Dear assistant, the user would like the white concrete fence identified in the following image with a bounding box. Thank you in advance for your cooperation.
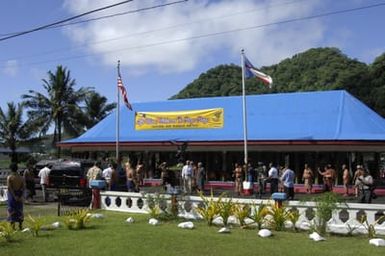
[100,191,385,235]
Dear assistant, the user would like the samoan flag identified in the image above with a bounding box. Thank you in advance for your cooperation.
[244,55,273,88]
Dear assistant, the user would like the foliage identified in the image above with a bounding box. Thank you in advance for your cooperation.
[64,209,90,230]
[287,209,300,231]
[171,47,385,118]
[26,214,45,237]
[266,203,291,231]
[83,91,116,129]
[217,195,235,227]
[145,193,179,220]
[195,190,222,226]
[251,203,268,230]
[233,203,250,228]
[360,215,385,238]
[0,102,39,163]
[22,66,91,157]
[0,221,17,242]
[312,192,342,235]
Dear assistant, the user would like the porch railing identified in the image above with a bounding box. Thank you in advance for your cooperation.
[100,191,385,235]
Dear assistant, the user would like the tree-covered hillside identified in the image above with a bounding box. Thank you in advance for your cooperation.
[171,48,385,117]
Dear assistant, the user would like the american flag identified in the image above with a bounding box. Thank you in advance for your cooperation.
[117,76,133,110]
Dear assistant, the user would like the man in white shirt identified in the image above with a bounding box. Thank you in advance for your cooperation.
[268,163,279,194]
[38,164,51,202]
[102,164,113,190]
[181,160,193,194]
[281,166,295,200]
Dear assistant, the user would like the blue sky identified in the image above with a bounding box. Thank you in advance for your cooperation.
[1,0,385,112]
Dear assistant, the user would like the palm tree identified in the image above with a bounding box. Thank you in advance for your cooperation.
[22,65,90,157]
[0,102,37,163]
[84,91,116,129]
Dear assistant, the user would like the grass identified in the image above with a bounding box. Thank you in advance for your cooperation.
[0,208,384,256]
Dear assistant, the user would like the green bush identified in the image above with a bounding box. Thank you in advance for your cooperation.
[64,209,91,230]
[0,221,17,242]
[251,203,268,230]
[233,203,250,228]
[26,215,45,237]
[217,196,235,227]
[267,203,291,231]
[196,190,222,226]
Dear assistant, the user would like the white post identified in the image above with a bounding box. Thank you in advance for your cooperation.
[116,60,121,160]
[241,49,248,167]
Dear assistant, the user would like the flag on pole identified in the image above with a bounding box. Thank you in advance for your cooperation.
[117,76,133,110]
[244,55,273,88]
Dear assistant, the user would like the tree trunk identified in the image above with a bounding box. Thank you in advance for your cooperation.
[56,116,62,158]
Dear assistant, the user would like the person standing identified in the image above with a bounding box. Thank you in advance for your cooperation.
[318,164,334,192]
[136,162,145,187]
[125,162,135,192]
[7,162,25,230]
[281,165,295,200]
[181,160,193,194]
[356,167,374,203]
[102,163,113,190]
[23,162,36,202]
[196,162,206,192]
[342,164,350,196]
[86,161,102,209]
[268,163,279,194]
[302,164,313,194]
[38,163,51,202]
[233,163,243,196]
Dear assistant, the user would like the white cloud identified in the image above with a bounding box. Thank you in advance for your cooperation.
[63,0,325,73]
[2,60,18,76]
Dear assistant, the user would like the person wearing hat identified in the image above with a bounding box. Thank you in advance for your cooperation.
[356,167,374,203]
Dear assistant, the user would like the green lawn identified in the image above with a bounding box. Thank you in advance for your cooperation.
[1,208,384,256]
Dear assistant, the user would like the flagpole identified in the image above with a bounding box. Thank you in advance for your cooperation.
[241,49,248,167]
[116,60,121,160]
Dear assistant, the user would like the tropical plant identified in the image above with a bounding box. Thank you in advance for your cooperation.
[26,214,45,237]
[312,192,342,235]
[287,209,300,232]
[22,65,90,157]
[267,203,291,231]
[360,215,385,238]
[233,203,250,228]
[64,209,91,230]
[0,102,38,163]
[196,190,222,226]
[83,91,116,129]
[217,196,235,227]
[0,221,17,242]
[251,203,268,230]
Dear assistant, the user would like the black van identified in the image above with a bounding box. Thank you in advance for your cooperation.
[47,159,94,205]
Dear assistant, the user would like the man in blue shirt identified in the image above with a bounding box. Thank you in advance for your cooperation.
[281,165,295,200]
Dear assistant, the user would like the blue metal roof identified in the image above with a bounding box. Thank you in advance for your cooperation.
[62,90,385,144]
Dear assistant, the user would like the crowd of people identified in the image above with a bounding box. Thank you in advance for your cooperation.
[4,157,380,230]
[232,162,376,203]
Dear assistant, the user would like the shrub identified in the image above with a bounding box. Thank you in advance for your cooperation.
[217,196,235,227]
[233,204,251,228]
[64,209,91,230]
[251,203,268,230]
[26,215,45,237]
[0,221,16,242]
[312,192,342,235]
[196,190,222,226]
[267,203,291,231]
[360,215,385,238]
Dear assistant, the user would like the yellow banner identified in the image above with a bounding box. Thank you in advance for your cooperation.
[135,108,224,130]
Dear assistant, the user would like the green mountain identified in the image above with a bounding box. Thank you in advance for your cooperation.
[171,47,385,117]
